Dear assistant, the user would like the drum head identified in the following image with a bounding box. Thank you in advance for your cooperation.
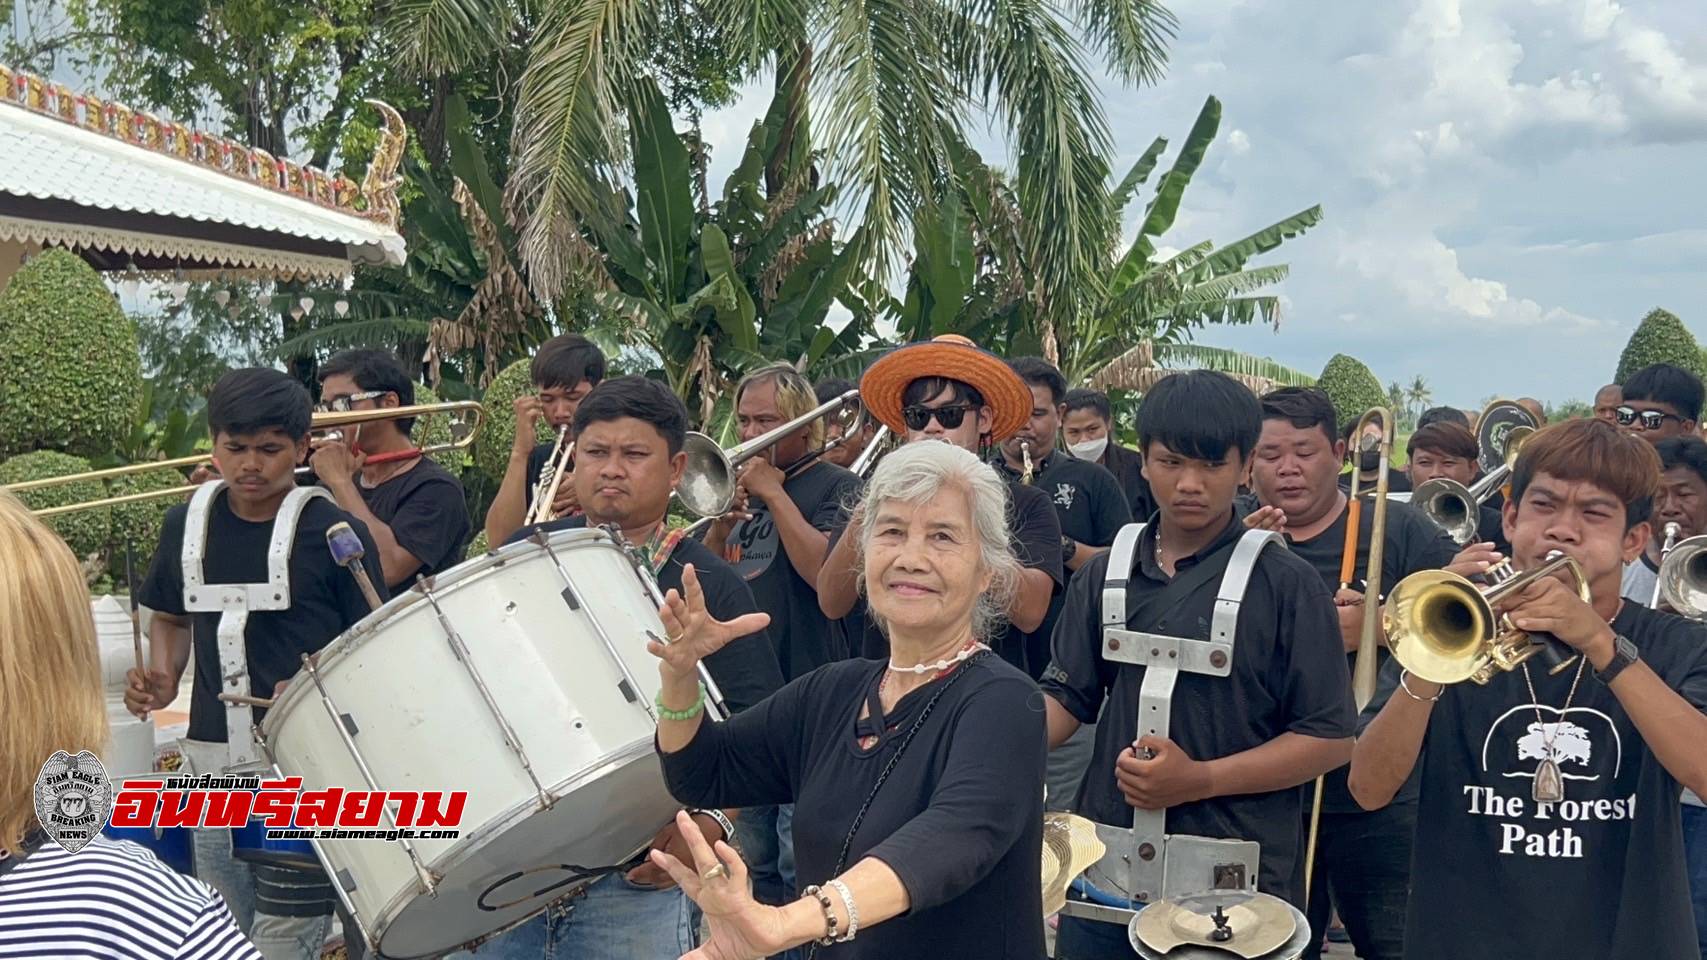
[1477,400,1537,475]
[1130,891,1308,960]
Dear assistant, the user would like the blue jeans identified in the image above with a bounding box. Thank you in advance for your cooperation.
[1302,803,1413,960]
[449,875,696,959]
[1683,803,1707,960]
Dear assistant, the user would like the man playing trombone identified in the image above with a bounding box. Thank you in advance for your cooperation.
[310,349,470,590]
[1350,419,1707,960]
[1621,436,1707,611]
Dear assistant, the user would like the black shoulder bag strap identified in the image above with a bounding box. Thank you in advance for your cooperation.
[1120,536,1241,638]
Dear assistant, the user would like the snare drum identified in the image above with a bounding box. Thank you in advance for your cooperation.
[260,528,684,959]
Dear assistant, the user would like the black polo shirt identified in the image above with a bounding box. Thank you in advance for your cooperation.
[357,458,470,581]
[1338,470,1412,494]
[1279,496,1458,812]
[1040,511,1355,905]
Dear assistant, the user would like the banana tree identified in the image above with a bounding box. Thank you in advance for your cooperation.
[582,76,879,420]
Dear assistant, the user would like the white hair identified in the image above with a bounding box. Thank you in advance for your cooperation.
[854,440,1021,641]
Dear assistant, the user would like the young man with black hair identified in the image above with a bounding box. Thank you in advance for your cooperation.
[311,348,469,588]
[817,336,1062,675]
[813,376,878,470]
[1407,419,1509,554]
[484,333,607,545]
[1041,371,1357,958]
[125,368,387,960]
[1247,387,1460,960]
[1417,406,1472,430]
[996,358,1132,576]
[1619,362,1704,444]
[1350,418,1707,960]
[491,375,784,960]
[1063,387,1154,520]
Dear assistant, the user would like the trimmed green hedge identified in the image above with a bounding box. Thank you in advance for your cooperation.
[1317,354,1388,427]
[0,450,110,557]
[1615,308,1707,384]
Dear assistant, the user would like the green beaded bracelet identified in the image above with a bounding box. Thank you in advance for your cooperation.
[656,683,707,721]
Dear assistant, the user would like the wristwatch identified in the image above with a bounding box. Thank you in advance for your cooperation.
[689,808,734,842]
[1061,534,1076,564]
[1595,633,1639,685]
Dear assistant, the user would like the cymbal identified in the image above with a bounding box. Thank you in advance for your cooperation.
[1040,813,1105,917]
[1130,890,1306,960]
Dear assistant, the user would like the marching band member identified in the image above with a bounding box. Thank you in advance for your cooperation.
[817,335,1063,674]
[1617,363,1703,444]
[1248,387,1460,960]
[1350,419,1707,960]
[1041,371,1357,958]
[1417,406,1471,430]
[1406,419,1509,553]
[0,491,262,959]
[483,334,606,545]
[814,377,880,470]
[700,364,863,925]
[1623,436,1707,606]
[1062,387,1154,520]
[1340,412,1411,493]
[125,369,386,960]
[310,348,470,589]
[481,376,785,960]
[1594,383,1625,423]
[651,440,1047,960]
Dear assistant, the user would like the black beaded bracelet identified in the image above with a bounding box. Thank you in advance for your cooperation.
[804,884,839,946]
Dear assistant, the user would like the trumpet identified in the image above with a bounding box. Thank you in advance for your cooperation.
[1021,441,1035,485]
[524,425,573,525]
[6,401,484,517]
[675,389,864,518]
[1655,526,1707,618]
[1384,550,1585,686]
[1410,424,1534,544]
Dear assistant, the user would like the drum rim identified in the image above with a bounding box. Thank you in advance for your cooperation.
[262,525,627,731]
[348,735,661,958]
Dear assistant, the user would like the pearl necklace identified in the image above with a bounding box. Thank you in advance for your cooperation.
[888,642,988,675]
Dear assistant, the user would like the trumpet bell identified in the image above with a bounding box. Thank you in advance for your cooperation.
[1411,477,1480,545]
[1384,570,1498,684]
[1658,535,1707,618]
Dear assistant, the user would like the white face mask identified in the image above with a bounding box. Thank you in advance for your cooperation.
[1068,437,1109,462]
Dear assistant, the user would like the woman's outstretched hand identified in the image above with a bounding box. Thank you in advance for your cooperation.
[649,563,771,681]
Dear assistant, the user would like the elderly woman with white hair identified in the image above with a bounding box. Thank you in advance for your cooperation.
[648,440,1047,960]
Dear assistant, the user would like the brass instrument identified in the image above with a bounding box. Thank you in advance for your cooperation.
[7,401,484,517]
[848,425,893,478]
[1308,406,1393,901]
[1410,424,1534,544]
[1021,441,1035,485]
[676,390,864,518]
[524,425,573,525]
[1651,522,1680,608]
[1474,398,1539,476]
[1655,529,1707,618]
[1384,550,1585,686]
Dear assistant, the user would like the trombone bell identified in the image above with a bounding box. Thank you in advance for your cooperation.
[1411,478,1480,545]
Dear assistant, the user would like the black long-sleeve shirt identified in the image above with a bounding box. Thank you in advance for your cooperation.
[660,655,1047,959]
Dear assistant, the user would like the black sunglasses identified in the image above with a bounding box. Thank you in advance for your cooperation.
[1615,406,1684,430]
[902,403,972,431]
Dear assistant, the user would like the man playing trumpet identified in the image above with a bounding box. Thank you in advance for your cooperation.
[483,333,607,545]
[1350,419,1707,960]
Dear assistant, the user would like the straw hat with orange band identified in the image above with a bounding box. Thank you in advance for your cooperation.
[858,334,1033,445]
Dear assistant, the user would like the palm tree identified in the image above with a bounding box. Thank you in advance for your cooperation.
[1387,381,1407,424]
[1406,374,1431,425]
[387,0,1177,304]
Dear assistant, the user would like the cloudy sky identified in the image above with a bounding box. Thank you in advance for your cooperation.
[699,0,1707,408]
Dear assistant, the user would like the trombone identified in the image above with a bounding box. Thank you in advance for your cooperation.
[848,425,893,478]
[6,402,484,517]
[1654,524,1707,617]
[1409,424,1535,544]
[675,389,864,518]
[1384,550,1584,686]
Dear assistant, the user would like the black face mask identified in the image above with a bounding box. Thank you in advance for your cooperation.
[1357,449,1382,472]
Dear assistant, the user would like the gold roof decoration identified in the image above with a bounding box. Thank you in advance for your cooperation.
[0,66,404,228]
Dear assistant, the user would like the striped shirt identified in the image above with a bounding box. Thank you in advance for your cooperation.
[0,835,259,959]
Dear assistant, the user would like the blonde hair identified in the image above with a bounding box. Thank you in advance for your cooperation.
[0,491,105,850]
[736,363,826,451]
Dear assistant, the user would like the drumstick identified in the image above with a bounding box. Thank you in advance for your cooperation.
[125,545,149,721]
[326,521,384,612]
[218,693,275,708]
